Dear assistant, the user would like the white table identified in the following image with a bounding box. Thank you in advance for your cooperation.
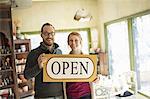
[91,75,127,99]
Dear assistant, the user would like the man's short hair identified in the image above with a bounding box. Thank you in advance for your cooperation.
[41,23,55,33]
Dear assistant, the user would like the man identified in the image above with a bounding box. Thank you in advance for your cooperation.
[24,23,64,99]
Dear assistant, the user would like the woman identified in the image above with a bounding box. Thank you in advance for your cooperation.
[66,32,91,99]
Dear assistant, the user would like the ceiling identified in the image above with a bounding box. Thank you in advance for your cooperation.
[32,0,62,1]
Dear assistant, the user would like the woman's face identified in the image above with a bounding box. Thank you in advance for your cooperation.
[68,35,81,50]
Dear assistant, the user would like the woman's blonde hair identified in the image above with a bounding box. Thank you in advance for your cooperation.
[67,32,82,45]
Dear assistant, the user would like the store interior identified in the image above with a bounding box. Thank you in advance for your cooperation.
[0,0,150,99]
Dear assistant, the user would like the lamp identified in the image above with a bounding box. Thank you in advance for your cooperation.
[74,8,92,22]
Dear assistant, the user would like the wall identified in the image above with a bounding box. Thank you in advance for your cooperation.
[11,0,99,32]
[97,0,150,51]
[12,0,99,48]
[12,0,150,51]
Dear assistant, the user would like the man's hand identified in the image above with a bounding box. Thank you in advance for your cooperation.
[38,53,47,69]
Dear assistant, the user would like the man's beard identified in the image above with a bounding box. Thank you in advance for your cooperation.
[43,39,53,46]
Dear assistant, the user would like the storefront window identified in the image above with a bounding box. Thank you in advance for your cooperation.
[133,14,150,96]
[106,21,131,76]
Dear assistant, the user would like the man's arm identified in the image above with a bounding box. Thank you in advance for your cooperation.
[24,51,41,79]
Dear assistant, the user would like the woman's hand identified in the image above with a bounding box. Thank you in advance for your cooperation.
[38,53,47,69]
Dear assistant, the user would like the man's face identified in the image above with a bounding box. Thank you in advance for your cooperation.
[41,25,55,46]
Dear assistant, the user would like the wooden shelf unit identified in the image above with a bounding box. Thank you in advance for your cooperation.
[0,4,18,98]
[97,52,109,75]
[14,39,34,98]
[90,52,109,75]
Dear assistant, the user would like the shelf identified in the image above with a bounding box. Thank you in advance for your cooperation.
[0,8,10,11]
[0,69,13,73]
[0,5,18,98]
[17,72,24,75]
[0,53,12,57]
[18,82,28,88]
[0,19,11,22]
[16,63,26,66]
[18,80,32,88]
[0,84,14,90]
[13,39,32,98]
[14,39,30,44]
[15,52,29,55]
[19,89,34,98]
[0,5,10,9]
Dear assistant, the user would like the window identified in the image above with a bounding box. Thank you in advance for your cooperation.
[106,21,131,76]
[25,29,90,54]
[133,14,150,96]
[55,30,89,54]
[28,33,42,49]
[105,11,150,97]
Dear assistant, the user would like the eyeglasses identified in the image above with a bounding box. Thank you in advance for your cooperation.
[42,32,55,36]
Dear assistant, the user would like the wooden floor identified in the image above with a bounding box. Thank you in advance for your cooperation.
[22,95,136,99]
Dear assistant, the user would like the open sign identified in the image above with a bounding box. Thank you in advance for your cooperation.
[43,54,97,82]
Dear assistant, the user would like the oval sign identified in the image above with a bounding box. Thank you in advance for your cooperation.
[43,54,97,82]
